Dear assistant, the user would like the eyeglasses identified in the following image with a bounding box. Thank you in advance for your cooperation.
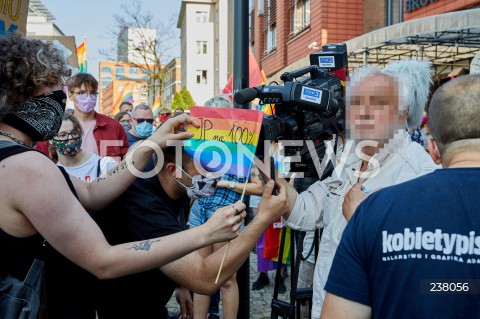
[135,118,154,124]
[160,113,171,116]
[54,131,81,140]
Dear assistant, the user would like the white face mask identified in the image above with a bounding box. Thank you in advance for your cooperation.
[173,166,220,199]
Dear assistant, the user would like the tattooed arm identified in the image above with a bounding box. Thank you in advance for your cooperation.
[70,114,199,211]
[3,151,245,279]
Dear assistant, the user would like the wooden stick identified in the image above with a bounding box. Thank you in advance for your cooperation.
[214,171,251,284]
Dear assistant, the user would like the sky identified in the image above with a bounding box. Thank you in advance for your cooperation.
[40,0,183,80]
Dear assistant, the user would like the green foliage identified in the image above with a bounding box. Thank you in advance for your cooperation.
[171,92,185,109]
[180,87,195,110]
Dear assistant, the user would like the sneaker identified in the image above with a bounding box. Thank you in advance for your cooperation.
[207,314,220,319]
[252,272,270,290]
[278,277,287,294]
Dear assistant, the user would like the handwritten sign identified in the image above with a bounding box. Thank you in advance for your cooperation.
[0,0,29,35]
[186,106,264,177]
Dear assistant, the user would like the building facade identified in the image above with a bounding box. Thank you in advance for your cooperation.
[250,0,364,78]
[98,61,150,115]
[177,0,233,106]
[163,58,182,108]
[117,27,157,65]
[250,0,480,80]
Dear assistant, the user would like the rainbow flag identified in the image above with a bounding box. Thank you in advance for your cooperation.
[152,96,161,115]
[112,83,134,114]
[76,38,87,73]
[185,106,263,177]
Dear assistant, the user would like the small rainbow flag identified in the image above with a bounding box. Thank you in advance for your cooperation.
[112,82,134,114]
[185,106,263,177]
[152,96,161,115]
[76,37,87,73]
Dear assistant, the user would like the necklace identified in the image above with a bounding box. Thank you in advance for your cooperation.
[0,129,27,146]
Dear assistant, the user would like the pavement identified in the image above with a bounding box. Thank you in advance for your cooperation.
[166,251,292,319]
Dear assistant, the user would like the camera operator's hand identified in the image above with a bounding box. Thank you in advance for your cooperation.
[148,113,199,148]
[256,180,288,225]
[201,202,246,243]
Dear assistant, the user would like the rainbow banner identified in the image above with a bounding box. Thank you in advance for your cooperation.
[76,38,87,73]
[112,83,134,114]
[185,106,264,177]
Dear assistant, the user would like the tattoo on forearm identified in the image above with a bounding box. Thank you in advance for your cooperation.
[100,159,135,181]
[126,239,161,251]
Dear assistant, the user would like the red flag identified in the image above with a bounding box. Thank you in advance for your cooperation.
[222,48,266,100]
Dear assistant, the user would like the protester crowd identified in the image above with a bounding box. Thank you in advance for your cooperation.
[1,32,479,319]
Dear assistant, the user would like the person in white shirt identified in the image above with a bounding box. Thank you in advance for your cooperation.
[275,60,439,318]
[49,114,118,182]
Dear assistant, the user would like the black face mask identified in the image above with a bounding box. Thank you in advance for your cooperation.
[3,90,67,141]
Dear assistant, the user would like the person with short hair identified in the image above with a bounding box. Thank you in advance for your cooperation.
[126,104,155,146]
[119,101,133,113]
[321,74,480,319]
[35,73,129,160]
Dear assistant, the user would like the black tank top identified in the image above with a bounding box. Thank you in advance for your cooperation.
[0,141,77,281]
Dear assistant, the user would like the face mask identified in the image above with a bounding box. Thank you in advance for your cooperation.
[173,166,219,199]
[75,93,97,113]
[121,121,132,132]
[135,121,154,139]
[51,137,82,157]
[3,90,67,141]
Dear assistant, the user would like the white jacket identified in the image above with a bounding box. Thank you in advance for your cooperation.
[285,132,439,318]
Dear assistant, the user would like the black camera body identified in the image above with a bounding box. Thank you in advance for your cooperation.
[234,43,348,177]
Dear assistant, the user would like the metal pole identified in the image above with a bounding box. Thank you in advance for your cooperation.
[233,0,250,318]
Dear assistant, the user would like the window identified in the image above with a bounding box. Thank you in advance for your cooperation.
[196,41,208,54]
[101,66,111,72]
[115,67,125,74]
[196,11,208,23]
[386,0,403,26]
[129,68,139,74]
[118,84,124,91]
[133,85,138,92]
[291,0,311,35]
[196,70,207,84]
[102,81,110,88]
[265,24,276,53]
[115,74,125,80]
[264,0,277,54]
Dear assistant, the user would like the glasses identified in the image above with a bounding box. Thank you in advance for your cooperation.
[135,118,154,124]
[160,113,171,116]
[54,131,81,141]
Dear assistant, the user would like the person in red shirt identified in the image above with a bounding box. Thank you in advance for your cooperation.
[35,73,129,160]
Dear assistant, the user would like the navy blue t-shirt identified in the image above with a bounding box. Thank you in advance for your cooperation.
[126,130,141,147]
[325,168,480,319]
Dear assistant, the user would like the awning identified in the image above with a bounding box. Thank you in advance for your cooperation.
[269,8,480,80]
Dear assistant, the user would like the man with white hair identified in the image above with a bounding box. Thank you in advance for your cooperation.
[321,74,480,319]
[275,60,439,318]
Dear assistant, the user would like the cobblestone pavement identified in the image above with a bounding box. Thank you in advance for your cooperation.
[166,252,292,319]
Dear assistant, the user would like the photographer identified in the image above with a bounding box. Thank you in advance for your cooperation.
[275,60,439,318]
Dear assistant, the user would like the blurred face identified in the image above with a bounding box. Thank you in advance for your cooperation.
[119,113,131,123]
[346,74,407,144]
[132,108,154,129]
[120,103,133,113]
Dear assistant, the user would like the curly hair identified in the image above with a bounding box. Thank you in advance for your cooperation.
[0,33,70,120]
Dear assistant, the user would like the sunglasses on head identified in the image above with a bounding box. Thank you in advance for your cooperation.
[135,118,154,124]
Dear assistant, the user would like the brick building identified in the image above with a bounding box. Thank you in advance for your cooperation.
[249,0,480,80]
